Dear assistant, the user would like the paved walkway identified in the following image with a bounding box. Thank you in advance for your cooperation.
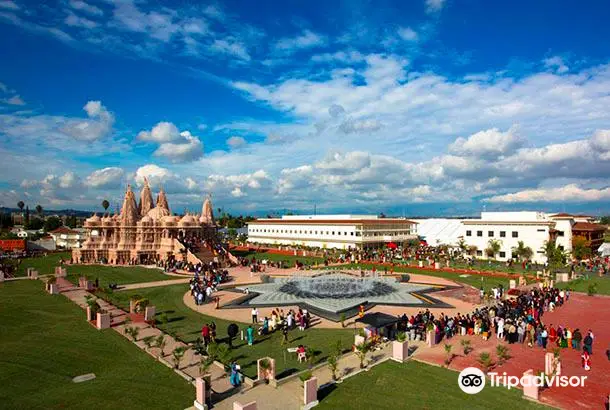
[118,278,190,291]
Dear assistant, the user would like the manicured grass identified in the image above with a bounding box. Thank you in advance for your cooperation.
[14,251,72,276]
[0,280,193,410]
[14,252,173,287]
[104,284,354,379]
[335,263,513,293]
[231,249,325,266]
[556,275,610,295]
[317,360,548,410]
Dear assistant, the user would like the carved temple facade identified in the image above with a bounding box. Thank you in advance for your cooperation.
[72,180,216,264]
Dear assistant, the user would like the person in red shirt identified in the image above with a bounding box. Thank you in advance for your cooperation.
[201,323,210,345]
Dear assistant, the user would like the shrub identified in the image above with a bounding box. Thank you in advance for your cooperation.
[142,336,155,350]
[299,370,313,384]
[477,352,493,373]
[444,344,453,366]
[154,335,166,358]
[327,354,338,381]
[460,339,472,355]
[171,346,188,369]
[125,326,140,342]
[587,283,598,296]
[260,274,270,283]
[496,344,510,365]
[396,331,407,343]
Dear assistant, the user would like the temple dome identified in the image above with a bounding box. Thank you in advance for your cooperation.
[86,213,101,226]
[179,213,197,227]
[139,215,153,225]
[147,206,170,220]
[161,215,179,225]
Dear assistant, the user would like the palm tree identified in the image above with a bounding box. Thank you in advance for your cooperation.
[17,201,24,214]
[457,238,468,256]
[512,241,533,262]
[35,205,43,217]
[467,245,478,256]
[101,200,110,215]
[485,239,502,260]
[542,240,566,272]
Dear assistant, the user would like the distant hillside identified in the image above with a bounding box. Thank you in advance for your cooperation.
[0,207,93,217]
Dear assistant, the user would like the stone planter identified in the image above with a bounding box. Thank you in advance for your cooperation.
[29,269,39,279]
[256,357,275,383]
[434,262,440,270]
[96,312,110,329]
[522,369,539,401]
[426,330,436,347]
[392,340,409,362]
[129,299,137,314]
[144,305,156,322]
[78,277,87,289]
[48,284,59,295]
[86,306,96,322]
[303,376,319,409]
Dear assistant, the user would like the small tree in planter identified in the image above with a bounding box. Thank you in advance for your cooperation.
[496,344,510,365]
[477,352,493,373]
[299,370,313,386]
[444,344,453,367]
[172,346,188,369]
[142,336,155,351]
[154,335,166,358]
[206,342,232,376]
[460,339,472,355]
[84,295,100,321]
[396,331,407,343]
[327,354,338,381]
[355,341,371,369]
[125,326,140,342]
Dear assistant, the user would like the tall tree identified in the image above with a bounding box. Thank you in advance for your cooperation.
[35,204,43,217]
[571,236,592,261]
[512,241,533,261]
[17,201,24,213]
[24,206,30,226]
[101,199,110,214]
[542,240,566,271]
[485,239,502,260]
[43,216,62,232]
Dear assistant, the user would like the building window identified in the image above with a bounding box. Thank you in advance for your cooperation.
[344,232,347,235]
[351,232,354,236]
[332,231,335,235]
[557,231,564,237]
[466,230,472,236]
[477,231,483,237]
[537,229,545,232]
[476,250,483,256]
[500,231,506,238]
[512,231,518,238]
[488,231,494,237]
[499,251,506,258]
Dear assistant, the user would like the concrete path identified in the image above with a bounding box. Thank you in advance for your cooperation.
[117,278,190,291]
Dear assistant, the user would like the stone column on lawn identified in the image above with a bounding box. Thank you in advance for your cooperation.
[193,377,208,410]
[256,357,275,382]
[144,305,156,322]
[129,299,137,314]
[0,270,4,282]
[27,267,34,277]
[78,277,87,288]
[96,312,110,329]
[86,306,95,322]
[354,334,366,346]
[48,283,59,295]
[392,340,409,362]
[434,262,440,270]
[30,270,38,279]
[304,376,319,409]
[426,330,435,347]
[509,280,516,289]
[522,369,539,401]
[233,401,257,410]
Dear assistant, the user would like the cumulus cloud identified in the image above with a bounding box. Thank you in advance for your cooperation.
[274,30,326,54]
[543,56,569,74]
[138,123,204,162]
[60,100,114,141]
[85,167,124,188]
[397,27,418,41]
[449,126,524,158]
[485,184,610,203]
[226,136,246,148]
[134,164,177,188]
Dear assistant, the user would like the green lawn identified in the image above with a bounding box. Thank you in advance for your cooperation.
[335,263,513,293]
[231,249,325,266]
[103,284,354,379]
[556,275,610,295]
[14,252,173,287]
[317,360,548,410]
[0,280,193,410]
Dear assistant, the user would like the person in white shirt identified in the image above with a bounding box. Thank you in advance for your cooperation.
[251,307,259,324]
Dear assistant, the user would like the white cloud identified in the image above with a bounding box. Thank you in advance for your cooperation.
[137,121,181,143]
[5,95,25,105]
[134,164,177,187]
[449,126,524,157]
[397,27,418,41]
[425,0,446,13]
[231,187,245,197]
[0,1,18,10]
[85,167,124,188]
[274,30,326,54]
[153,131,203,163]
[226,136,246,148]
[69,0,103,16]
[543,56,569,74]
[485,184,610,203]
[59,100,114,141]
[210,38,250,61]
[65,13,98,29]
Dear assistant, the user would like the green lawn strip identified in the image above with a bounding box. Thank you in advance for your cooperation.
[14,251,72,276]
[0,280,193,410]
[317,360,548,410]
[103,284,353,379]
[555,275,610,295]
[64,265,171,288]
[334,263,513,293]
[231,249,325,266]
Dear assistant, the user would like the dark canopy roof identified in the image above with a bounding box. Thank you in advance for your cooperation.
[355,312,400,328]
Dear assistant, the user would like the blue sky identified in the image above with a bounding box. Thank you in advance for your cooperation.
[1,0,610,216]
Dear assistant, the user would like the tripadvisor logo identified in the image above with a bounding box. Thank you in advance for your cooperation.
[458,367,486,394]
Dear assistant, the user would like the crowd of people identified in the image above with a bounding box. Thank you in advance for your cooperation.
[248,307,312,340]
[189,268,229,305]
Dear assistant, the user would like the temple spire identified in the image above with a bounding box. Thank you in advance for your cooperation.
[138,177,154,216]
[120,184,139,226]
[156,187,170,214]
[200,193,214,225]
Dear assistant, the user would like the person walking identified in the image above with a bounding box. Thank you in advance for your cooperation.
[584,331,594,355]
[572,328,582,350]
[246,325,255,346]
[251,307,258,324]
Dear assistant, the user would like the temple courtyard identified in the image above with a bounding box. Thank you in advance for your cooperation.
[1,258,608,409]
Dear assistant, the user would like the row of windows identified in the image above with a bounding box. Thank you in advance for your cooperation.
[466,230,519,238]
[250,228,412,237]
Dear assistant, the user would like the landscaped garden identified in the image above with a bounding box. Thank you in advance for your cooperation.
[316,360,548,409]
[556,274,610,296]
[231,249,326,266]
[101,284,354,379]
[0,280,194,410]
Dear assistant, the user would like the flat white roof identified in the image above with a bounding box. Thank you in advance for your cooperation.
[280,214,379,220]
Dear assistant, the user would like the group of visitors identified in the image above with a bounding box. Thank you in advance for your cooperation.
[200,322,217,346]
[189,269,229,306]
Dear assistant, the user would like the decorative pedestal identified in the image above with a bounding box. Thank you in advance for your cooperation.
[48,284,59,295]
[0,270,4,282]
[509,280,516,289]
[304,376,319,409]
[519,276,527,287]
[144,306,156,322]
[256,357,275,382]
[522,369,539,401]
[86,306,96,321]
[392,340,409,362]
[545,352,560,375]
[193,378,209,410]
[54,267,67,277]
[28,269,39,279]
[78,277,88,289]
[354,335,366,347]
[426,330,436,347]
[96,312,110,329]
[556,273,569,283]
[233,401,257,410]
[434,262,440,270]
[129,299,137,314]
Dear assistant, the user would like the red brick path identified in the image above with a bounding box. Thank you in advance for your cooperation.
[416,293,610,409]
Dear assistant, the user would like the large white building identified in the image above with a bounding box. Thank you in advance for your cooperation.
[247,215,417,250]
[49,226,87,249]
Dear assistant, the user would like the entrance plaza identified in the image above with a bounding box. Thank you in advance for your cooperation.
[2,258,608,410]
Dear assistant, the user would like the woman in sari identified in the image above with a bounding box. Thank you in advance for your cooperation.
[230,362,241,386]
